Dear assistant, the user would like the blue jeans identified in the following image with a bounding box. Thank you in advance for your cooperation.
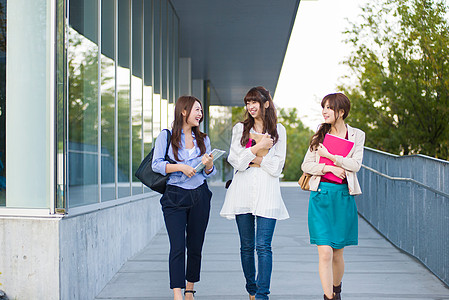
[236,213,276,300]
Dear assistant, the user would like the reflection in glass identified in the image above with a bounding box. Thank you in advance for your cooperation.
[118,0,130,198]
[168,7,174,103]
[174,13,179,103]
[161,98,168,130]
[67,0,99,207]
[168,103,174,128]
[131,0,143,195]
[161,0,168,101]
[153,94,161,138]
[143,0,153,158]
[60,0,180,206]
[153,0,161,95]
[0,0,6,206]
[56,0,66,211]
[143,0,153,193]
[101,0,116,201]
[143,86,153,158]
[143,85,152,194]
[131,75,143,195]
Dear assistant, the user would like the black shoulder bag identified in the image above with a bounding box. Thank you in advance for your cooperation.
[135,129,176,194]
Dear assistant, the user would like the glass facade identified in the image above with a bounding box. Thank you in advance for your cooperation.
[57,0,179,209]
[0,0,5,207]
[100,0,116,202]
[68,0,100,207]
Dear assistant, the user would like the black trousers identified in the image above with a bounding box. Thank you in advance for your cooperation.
[160,181,212,289]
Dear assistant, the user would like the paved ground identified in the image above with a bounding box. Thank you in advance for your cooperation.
[96,185,449,300]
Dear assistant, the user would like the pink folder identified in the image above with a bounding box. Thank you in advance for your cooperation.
[319,134,354,183]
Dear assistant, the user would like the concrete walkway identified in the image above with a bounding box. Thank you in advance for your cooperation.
[95,185,449,300]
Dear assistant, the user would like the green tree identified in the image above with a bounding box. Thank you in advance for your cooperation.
[278,108,314,181]
[208,106,233,181]
[341,0,449,159]
[232,106,246,125]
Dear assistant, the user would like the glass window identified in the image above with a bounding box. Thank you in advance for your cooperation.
[56,0,66,211]
[101,0,116,201]
[161,0,168,102]
[153,0,161,95]
[153,93,161,138]
[168,6,174,104]
[131,0,143,195]
[143,0,153,160]
[68,0,99,207]
[174,13,179,103]
[160,0,168,130]
[0,0,6,206]
[118,0,131,198]
[59,0,179,208]
[161,98,168,130]
[153,0,162,137]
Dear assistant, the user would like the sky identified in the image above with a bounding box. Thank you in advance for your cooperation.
[273,0,369,130]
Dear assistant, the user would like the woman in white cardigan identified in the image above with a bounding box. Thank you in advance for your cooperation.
[220,86,289,300]
[301,93,365,300]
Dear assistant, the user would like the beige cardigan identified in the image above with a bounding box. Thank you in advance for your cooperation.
[301,124,365,195]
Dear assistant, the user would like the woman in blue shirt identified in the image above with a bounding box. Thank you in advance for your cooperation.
[152,96,216,300]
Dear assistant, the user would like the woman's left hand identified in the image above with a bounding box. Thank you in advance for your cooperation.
[202,153,214,171]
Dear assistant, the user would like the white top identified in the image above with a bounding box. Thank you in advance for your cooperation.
[188,147,196,158]
[220,123,289,220]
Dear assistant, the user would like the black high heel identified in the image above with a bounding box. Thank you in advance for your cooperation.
[333,283,342,300]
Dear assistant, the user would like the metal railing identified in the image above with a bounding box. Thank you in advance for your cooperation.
[357,147,449,287]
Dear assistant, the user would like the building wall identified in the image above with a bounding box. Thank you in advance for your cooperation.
[0,192,163,300]
[0,0,180,298]
[0,218,60,299]
[59,193,163,300]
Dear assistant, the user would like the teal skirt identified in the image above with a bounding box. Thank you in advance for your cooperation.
[308,182,358,249]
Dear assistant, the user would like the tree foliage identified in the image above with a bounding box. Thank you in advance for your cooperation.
[341,0,449,159]
[278,108,314,181]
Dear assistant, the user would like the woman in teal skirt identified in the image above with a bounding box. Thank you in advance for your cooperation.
[301,93,365,300]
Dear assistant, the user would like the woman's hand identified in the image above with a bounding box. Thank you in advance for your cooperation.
[180,164,197,178]
[317,143,332,159]
[202,153,214,171]
[258,133,274,150]
[251,156,263,165]
[325,165,346,179]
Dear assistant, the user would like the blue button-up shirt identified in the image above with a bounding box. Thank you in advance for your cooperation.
[152,129,217,190]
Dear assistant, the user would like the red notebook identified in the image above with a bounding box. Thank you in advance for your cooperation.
[319,133,354,183]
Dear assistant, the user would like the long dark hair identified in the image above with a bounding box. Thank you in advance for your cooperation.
[309,93,351,150]
[240,86,279,147]
[171,96,207,161]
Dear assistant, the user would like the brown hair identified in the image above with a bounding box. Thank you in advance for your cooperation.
[309,93,351,150]
[171,96,207,161]
[240,86,279,147]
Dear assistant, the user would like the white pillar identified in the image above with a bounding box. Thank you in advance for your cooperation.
[5,0,55,209]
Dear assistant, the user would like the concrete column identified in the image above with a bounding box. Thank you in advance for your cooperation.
[179,57,191,96]
[5,0,55,209]
[0,218,60,299]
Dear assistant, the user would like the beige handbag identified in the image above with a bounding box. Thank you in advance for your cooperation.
[298,172,312,191]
